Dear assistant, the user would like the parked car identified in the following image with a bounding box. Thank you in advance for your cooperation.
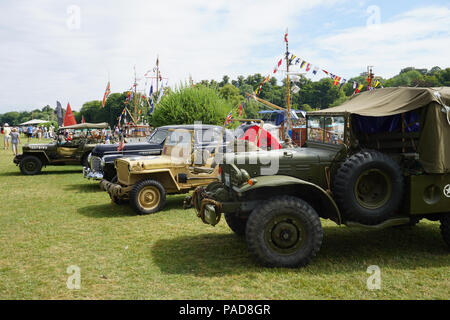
[84,124,234,182]
[191,87,450,268]
[100,128,224,214]
[13,122,110,175]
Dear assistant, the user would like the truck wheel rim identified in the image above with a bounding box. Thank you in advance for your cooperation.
[354,169,391,209]
[25,160,37,172]
[138,186,160,210]
[265,215,305,254]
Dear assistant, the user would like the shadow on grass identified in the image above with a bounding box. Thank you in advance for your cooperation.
[77,194,190,218]
[152,223,449,276]
[77,203,135,218]
[65,182,103,193]
[0,169,82,177]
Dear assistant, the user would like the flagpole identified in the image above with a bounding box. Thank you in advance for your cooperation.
[134,66,137,124]
[285,28,292,136]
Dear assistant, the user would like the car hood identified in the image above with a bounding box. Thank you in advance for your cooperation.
[90,141,159,157]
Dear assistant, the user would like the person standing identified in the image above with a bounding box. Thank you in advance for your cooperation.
[10,128,20,155]
[3,123,11,150]
[26,125,33,142]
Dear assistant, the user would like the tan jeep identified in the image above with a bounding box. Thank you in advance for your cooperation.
[100,128,221,214]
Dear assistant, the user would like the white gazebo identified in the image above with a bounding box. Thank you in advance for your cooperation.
[19,119,49,126]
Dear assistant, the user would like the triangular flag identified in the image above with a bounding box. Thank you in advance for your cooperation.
[82,115,86,123]
[305,64,311,72]
[312,67,319,75]
[64,103,77,126]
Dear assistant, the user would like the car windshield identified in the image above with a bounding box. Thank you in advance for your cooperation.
[307,116,345,145]
[147,129,167,144]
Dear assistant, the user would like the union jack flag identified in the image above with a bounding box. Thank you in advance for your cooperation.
[224,111,233,126]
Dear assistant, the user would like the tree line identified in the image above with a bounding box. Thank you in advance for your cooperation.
[1,66,449,128]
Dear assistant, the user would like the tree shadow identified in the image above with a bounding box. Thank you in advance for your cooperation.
[151,224,450,276]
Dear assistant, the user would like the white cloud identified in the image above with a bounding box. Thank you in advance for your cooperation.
[308,6,450,79]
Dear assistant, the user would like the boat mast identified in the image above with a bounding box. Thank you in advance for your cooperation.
[156,55,159,96]
[285,28,292,134]
[133,66,138,124]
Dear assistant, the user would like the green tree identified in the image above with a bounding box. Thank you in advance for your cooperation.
[150,85,233,127]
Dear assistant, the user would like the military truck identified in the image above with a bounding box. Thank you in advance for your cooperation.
[14,122,110,175]
[192,87,450,268]
[100,127,229,215]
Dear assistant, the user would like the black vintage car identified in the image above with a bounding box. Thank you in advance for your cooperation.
[83,124,234,182]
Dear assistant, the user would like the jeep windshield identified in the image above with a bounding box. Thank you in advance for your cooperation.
[307,115,345,145]
[146,128,167,144]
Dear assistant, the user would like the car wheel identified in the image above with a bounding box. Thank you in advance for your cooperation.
[245,196,323,268]
[130,179,166,215]
[19,155,43,175]
[333,150,404,225]
[440,215,450,249]
[224,213,248,237]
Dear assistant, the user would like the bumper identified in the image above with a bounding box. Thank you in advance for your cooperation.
[83,167,104,180]
[100,179,132,200]
[13,154,23,165]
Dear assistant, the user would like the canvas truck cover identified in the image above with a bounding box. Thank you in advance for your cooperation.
[60,122,110,130]
[308,87,450,173]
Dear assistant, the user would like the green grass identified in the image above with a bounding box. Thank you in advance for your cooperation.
[0,141,449,299]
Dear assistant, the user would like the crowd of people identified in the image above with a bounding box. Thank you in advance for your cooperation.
[1,123,56,155]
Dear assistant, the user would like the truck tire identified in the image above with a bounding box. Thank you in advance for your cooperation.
[224,213,248,237]
[440,215,450,249]
[130,179,166,215]
[245,196,323,268]
[333,150,404,225]
[19,155,43,175]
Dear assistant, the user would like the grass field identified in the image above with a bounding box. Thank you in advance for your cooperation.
[0,140,449,299]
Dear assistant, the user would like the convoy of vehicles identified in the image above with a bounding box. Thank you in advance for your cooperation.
[9,87,450,269]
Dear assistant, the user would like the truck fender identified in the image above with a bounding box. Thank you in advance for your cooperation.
[23,151,50,164]
[131,169,180,192]
[236,175,342,225]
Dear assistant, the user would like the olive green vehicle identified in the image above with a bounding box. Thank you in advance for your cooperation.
[192,87,450,268]
[14,122,110,175]
[100,128,222,215]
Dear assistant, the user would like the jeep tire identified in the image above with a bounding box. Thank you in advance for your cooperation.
[245,196,323,268]
[440,215,450,249]
[19,155,43,175]
[130,179,166,215]
[333,150,404,225]
[224,213,248,237]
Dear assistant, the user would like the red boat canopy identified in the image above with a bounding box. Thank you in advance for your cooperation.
[240,125,282,150]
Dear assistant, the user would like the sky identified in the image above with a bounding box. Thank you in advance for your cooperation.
[0,0,449,113]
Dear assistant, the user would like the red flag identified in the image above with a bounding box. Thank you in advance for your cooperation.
[333,76,341,86]
[284,29,288,43]
[239,103,244,117]
[82,115,86,123]
[102,81,111,107]
[64,103,77,126]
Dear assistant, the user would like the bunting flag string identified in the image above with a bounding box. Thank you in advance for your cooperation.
[255,56,284,96]
[285,50,384,94]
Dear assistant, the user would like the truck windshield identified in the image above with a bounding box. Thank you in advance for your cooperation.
[307,116,345,145]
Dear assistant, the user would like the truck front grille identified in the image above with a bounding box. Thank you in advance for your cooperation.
[90,156,102,172]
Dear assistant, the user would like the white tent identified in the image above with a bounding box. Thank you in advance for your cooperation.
[19,119,49,125]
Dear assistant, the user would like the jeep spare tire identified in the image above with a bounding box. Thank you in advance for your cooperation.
[333,150,404,225]
[19,155,43,175]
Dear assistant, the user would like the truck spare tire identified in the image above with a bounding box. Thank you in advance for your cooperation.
[333,150,404,225]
